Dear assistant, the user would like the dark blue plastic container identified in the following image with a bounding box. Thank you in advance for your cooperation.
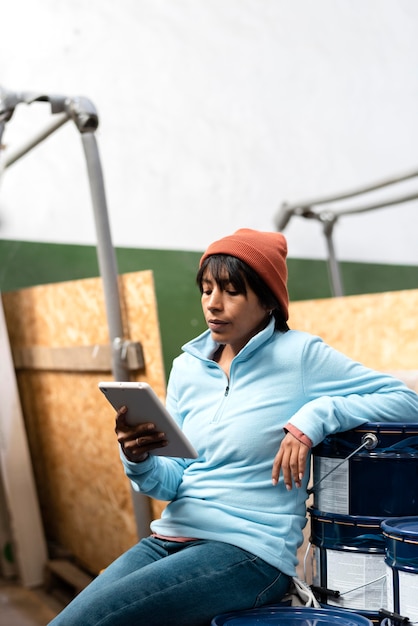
[211,606,373,626]
[381,516,418,572]
[308,508,387,612]
[309,508,385,552]
[381,516,418,621]
[320,606,381,626]
[312,423,418,517]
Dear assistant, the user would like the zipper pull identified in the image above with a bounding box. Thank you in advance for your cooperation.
[225,385,229,397]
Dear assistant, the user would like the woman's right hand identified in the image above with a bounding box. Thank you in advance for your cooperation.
[271,430,309,490]
[115,406,168,462]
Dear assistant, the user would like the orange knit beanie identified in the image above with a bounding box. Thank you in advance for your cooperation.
[200,228,289,320]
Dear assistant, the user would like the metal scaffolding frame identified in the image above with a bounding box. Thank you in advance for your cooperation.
[275,168,418,296]
[0,85,151,539]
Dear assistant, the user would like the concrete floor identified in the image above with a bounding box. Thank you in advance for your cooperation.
[0,577,65,626]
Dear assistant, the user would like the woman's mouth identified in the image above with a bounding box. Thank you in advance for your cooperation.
[208,319,228,332]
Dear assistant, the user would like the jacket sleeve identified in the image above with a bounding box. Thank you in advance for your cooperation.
[120,451,188,501]
[287,335,418,447]
[119,362,192,501]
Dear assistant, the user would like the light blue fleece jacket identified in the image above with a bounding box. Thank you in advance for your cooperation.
[121,318,418,577]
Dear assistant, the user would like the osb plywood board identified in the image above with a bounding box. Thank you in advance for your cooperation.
[1,271,166,575]
[289,289,418,372]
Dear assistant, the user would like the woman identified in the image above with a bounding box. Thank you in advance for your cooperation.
[50,228,418,626]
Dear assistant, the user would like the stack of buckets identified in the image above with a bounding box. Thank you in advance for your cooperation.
[309,422,418,625]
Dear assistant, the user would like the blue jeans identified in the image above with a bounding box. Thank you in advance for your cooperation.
[48,537,291,626]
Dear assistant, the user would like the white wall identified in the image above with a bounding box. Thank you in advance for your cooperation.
[1,0,417,264]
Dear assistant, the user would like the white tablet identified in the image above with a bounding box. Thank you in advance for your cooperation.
[98,381,198,459]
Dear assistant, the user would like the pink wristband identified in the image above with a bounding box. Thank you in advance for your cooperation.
[283,423,313,449]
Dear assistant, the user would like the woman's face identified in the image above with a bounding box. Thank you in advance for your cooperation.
[201,268,270,355]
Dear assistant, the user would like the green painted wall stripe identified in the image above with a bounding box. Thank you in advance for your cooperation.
[1,240,417,377]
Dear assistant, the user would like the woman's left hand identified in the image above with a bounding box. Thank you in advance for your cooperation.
[271,431,309,490]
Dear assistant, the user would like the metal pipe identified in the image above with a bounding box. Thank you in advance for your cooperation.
[80,132,127,382]
[279,167,418,213]
[3,113,71,168]
[0,86,152,539]
[321,217,344,297]
[80,132,152,538]
[275,166,418,297]
[320,190,418,218]
[275,202,293,231]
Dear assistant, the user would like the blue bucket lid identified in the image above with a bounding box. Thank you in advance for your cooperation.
[309,507,384,526]
[381,516,418,539]
[211,606,373,626]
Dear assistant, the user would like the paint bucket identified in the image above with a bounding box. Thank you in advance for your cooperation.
[320,607,381,626]
[311,423,418,517]
[381,516,418,623]
[211,605,373,626]
[309,508,387,613]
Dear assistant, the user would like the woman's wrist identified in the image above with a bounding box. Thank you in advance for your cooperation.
[135,452,150,462]
[283,423,313,448]
[121,444,150,463]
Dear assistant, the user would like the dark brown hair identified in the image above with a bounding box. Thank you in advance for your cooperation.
[197,254,289,332]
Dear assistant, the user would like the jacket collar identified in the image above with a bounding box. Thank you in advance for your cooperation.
[182,315,276,362]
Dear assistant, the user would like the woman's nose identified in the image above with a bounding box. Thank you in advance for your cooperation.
[207,290,223,310]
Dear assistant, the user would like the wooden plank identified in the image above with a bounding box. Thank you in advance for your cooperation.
[289,289,418,371]
[385,370,418,392]
[12,341,144,372]
[0,476,17,578]
[44,559,94,596]
[0,297,48,587]
[1,271,164,575]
